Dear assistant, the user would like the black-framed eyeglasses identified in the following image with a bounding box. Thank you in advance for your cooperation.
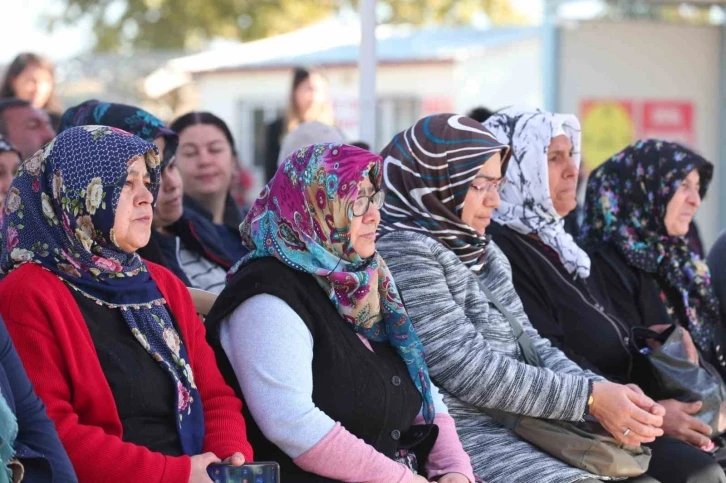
[353,190,385,217]
[469,177,507,199]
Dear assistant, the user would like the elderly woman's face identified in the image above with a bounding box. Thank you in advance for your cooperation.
[664,169,701,237]
[547,134,578,217]
[461,153,502,235]
[113,156,154,252]
[349,176,381,259]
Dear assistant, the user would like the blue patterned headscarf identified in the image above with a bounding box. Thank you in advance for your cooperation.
[0,126,204,455]
[59,100,178,167]
[231,143,435,423]
[581,139,719,359]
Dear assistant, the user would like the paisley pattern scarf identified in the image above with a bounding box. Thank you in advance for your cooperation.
[581,139,719,357]
[0,126,204,455]
[485,107,591,278]
[378,113,509,273]
[230,143,435,423]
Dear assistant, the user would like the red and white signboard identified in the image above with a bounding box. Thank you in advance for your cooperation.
[580,98,695,169]
[641,101,695,145]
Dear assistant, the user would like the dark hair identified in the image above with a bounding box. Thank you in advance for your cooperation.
[0,98,32,135]
[0,53,61,113]
[170,111,237,157]
[466,106,495,124]
[285,66,332,133]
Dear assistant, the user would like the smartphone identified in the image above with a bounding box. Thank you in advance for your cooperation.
[207,462,280,483]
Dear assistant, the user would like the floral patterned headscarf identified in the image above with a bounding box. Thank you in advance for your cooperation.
[581,139,719,358]
[230,143,435,423]
[0,126,205,455]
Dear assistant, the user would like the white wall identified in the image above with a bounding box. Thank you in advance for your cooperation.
[560,20,721,248]
[194,63,455,139]
[453,37,543,113]
[193,63,456,189]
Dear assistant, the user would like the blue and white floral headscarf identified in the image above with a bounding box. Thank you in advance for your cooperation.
[0,126,204,455]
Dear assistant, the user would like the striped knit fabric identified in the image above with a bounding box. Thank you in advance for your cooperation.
[378,230,606,483]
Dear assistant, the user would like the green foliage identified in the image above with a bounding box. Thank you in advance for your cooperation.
[46,0,530,52]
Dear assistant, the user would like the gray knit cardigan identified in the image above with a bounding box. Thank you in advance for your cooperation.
[378,231,607,483]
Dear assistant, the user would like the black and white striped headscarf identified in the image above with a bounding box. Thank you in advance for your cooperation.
[378,113,509,273]
[484,107,591,278]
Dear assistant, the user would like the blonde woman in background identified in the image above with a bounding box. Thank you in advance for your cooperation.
[264,67,335,182]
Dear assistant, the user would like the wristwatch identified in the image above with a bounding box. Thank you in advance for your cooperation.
[583,380,595,418]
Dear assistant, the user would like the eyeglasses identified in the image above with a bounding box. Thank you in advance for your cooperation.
[353,190,385,217]
[469,177,507,199]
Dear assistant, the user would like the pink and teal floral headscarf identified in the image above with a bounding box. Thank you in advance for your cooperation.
[231,143,435,423]
[0,126,205,455]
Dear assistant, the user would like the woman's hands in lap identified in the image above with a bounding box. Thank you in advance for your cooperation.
[659,399,713,447]
[591,381,664,446]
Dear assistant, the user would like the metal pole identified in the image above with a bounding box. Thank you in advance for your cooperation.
[542,0,560,111]
[718,22,726,235]
[358,0,377,149]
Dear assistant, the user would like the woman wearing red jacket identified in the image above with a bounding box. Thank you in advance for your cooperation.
[0,125,253,482]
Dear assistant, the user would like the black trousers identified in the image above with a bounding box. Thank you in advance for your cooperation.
[580,436,726,483]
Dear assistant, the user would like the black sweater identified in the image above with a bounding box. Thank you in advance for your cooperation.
[72,292,183,456]
[489,223,634,383]
[205,257,436,482]
[589,241,726,378]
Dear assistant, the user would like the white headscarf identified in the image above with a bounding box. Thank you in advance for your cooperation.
[484,107,591,278]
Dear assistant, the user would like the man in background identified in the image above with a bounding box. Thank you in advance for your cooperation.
[0,98,55,160]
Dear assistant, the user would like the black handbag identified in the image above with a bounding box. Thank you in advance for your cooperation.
[630,324,726,436]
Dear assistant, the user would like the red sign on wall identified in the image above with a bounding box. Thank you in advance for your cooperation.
[641,101,694,144]
[580,99,695,170]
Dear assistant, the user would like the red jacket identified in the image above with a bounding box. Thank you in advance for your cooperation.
[0,262,254,483]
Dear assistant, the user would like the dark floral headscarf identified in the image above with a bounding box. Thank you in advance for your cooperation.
[230,143,435,423]
[378,114,510,273]
[0,126,205,455]
[59,100,178,167]
[581,139,719,356]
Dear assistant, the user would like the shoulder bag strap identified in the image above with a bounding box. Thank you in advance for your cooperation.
[475,276,544,368]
